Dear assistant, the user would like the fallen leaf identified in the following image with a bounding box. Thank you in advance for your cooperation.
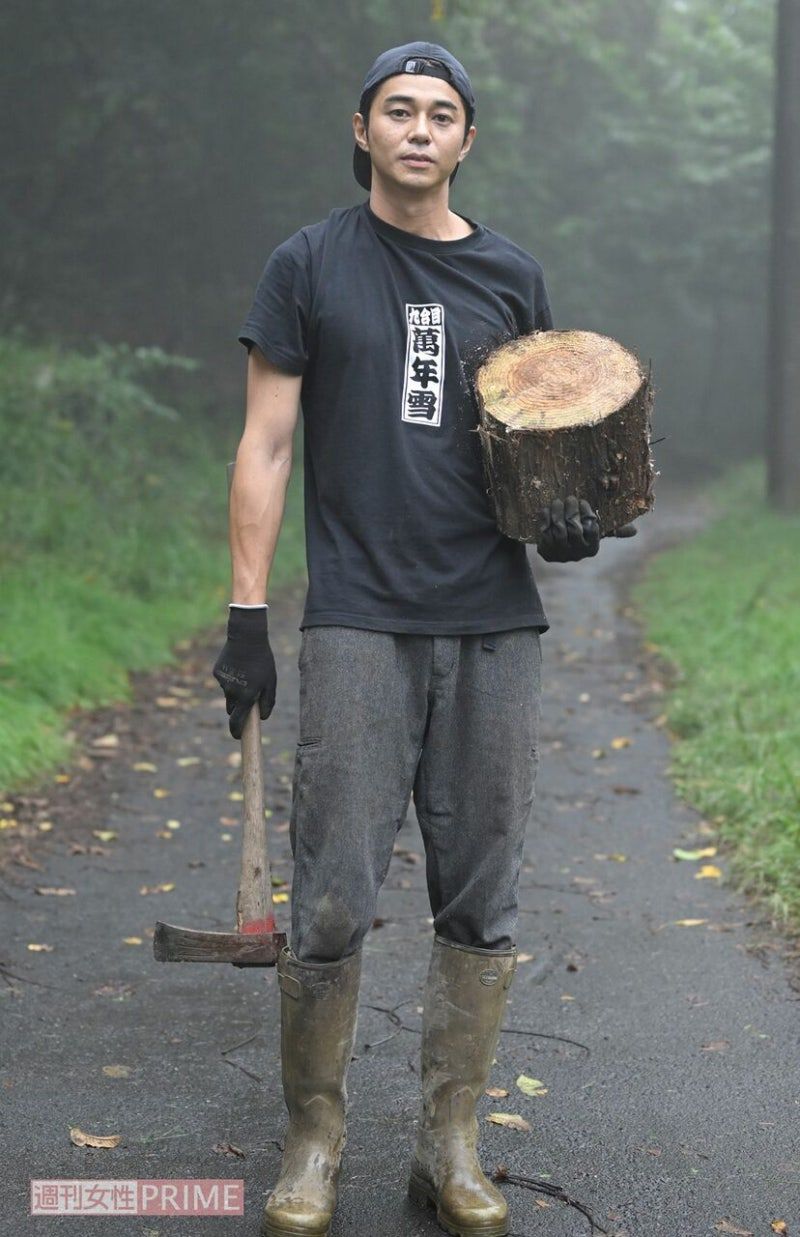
[176,756,201,767]
[93,982,135,999]
[123,936,143,945]
[0,818,19,830]
[38,821,53,832]
[611,736,633,749]
[27,942,53,952]
[155,696,179,709]
[228,791,244,802]
[133,762,157,773]
[213,1141,246,1158]
[700,1040,730,1052]
[226,752,242,768]
[770,1222,788,1234]
[591,748,606,759]
[92,734,119,749]
[612,785,641,795]
[168,685,192,698]
[714,1222,754,1235]
[486,1113,531,1132]
[695,864,722,880]
[673,919,708,927]
[273,892,289,904]
[219,816,238,826]
[594,852,627,862]
[102,1065,131,1078]
[485,1087,509,1098]
[139,883,175,895]
[166,820,181,830]
[34,886,76,896]
[516,952,535,963]
[673,846,718,861]
[55,774,71,783]
[271,875,287,888]
[13,851,42,870]
[516,1075,547,1097]
[92,830,117,842]
[393,845,422,865]
[69,1126,121,1149]
[153,788,170,799]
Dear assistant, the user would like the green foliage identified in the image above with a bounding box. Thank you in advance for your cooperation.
[0,336,306,791]
[0,334,221,585]
[630,459,800,929]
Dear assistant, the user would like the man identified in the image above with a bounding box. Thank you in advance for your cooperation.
[214,41,635,1237]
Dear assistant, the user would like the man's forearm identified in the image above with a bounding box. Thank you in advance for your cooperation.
[229,438,293,604]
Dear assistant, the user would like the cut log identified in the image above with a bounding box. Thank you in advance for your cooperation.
[474,329,657,543]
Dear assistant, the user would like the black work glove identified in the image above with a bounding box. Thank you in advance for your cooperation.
[212,606,276,740]
[611,522,638,537]
[536,496,600,563]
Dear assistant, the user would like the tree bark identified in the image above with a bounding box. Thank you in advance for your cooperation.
[767,0,800,511]
[474,329,657,544]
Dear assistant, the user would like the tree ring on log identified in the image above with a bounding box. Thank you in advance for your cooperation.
[474,329,657,544]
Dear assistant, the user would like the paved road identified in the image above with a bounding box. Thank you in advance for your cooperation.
[2,483,798,1236]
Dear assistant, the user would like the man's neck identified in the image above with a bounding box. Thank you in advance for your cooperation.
[368,180,474,241]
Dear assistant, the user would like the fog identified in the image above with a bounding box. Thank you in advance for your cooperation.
[2,0,783,485]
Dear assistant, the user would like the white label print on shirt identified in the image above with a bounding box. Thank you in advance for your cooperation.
[401,303,445,427]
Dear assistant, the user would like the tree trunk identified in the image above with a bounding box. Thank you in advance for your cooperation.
[767,0,800,511]
[474,329,657,543]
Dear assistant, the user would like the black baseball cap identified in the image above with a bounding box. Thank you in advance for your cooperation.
[353,41,476,191]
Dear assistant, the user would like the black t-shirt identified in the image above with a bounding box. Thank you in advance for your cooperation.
[237,201,552,635]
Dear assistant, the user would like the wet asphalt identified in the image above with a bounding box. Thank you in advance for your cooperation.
[1,481,798,1237]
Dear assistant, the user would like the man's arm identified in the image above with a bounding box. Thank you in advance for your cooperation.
[230,346,302,604]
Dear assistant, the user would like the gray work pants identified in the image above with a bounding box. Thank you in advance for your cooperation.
[288,625,542,963]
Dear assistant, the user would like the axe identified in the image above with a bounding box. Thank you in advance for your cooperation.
[153,461,288,967]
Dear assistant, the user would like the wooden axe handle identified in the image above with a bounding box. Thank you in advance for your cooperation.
[226,460,279,936]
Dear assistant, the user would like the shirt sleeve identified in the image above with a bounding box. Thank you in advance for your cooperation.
[237,232,311,374]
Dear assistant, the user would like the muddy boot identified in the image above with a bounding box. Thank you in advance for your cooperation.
[408,935,517,1237]
[261,946,362,1237]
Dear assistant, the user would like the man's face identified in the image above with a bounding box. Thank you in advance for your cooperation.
[353,74,476,192]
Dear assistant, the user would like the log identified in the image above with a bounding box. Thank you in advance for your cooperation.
[474,329,657,543]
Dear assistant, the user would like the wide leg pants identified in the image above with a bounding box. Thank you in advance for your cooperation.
[288,626,542,963]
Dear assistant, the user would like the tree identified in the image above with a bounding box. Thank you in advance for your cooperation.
[766,0,800,511]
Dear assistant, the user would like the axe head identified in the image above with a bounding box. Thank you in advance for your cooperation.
[153,921,287,968]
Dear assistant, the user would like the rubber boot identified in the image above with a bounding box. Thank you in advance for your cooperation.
[261,945,362,1237]
[408,935,517,1237]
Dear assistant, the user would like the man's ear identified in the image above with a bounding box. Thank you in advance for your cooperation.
[458,124,477,163]
[353,112,369,151]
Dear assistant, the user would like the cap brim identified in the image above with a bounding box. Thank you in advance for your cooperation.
[353,144,372,191]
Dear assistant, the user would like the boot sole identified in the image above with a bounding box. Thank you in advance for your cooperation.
[408,1169,509,1237]
[261,1218,330,1237]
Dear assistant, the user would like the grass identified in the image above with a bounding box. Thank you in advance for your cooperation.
[629,457,800,932]
[0,335,306,794]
